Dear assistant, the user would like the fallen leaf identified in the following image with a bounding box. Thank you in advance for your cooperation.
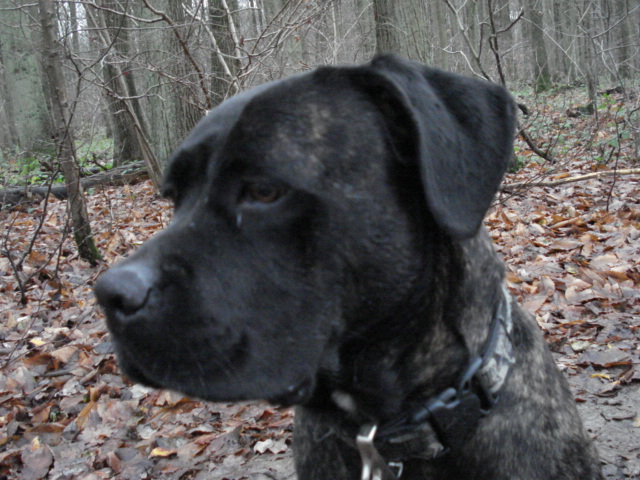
[150,447,177,458]
[548,239,583,252]
[576,348,632,368]
[254,438,288,454]
[21,438,54,480]
[571,340,592,352]
[50,345,77,364]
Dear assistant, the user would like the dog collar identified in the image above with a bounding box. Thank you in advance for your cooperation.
[357,286,515,479]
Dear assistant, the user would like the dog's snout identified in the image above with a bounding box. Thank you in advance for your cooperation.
[95,265,154,316]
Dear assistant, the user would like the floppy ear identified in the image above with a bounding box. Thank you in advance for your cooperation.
[349,54,517,240]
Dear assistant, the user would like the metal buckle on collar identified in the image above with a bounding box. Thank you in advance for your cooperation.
[357,424,403,480]
[422,386,483,452]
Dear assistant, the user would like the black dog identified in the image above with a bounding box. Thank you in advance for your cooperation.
[95,55,602,479]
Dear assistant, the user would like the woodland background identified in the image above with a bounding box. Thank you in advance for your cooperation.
[0,1,639,479]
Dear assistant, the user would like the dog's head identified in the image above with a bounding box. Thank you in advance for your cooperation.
[95,55,516,406]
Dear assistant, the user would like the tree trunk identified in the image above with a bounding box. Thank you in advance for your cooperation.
[68,0,81,54]
[37,0,101,265]
[97,0,145,167]
[467,0,479,62]
[84,4,163,190]
[578,0,598,106]
[209,0,241,105]
[615,0,632,79]
[373,0,400,54]
[434,0,450,69]
[166,1,204,142]
[526,0,551,92]
[564,0,581,83]
[0,36,20,147]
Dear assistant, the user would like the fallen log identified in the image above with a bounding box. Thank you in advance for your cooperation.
[0,162,148,208]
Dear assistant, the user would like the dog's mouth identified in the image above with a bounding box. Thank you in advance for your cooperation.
[114,348,165,390]
[266,377,315,406]
[108,325,318,406]
[110,326,247,387]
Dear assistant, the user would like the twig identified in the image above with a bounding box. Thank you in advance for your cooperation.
[140,0,212,109]
[519,127,555,163]
[501,168,640,191]
[605,108,624,211]
[38,369,73,378]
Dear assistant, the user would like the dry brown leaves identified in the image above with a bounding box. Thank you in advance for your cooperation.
[490,157,640,399]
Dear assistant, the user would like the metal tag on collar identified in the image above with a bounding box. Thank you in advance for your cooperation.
[357,424,402,480]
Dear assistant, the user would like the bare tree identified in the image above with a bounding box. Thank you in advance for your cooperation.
[525,0,551,92]
[94,0,147,167]
[373,0,400,54]
[0,36,20,147]
[2,0,637,193]
[36,0,100,264]
[84,4,163,189]
[209,0,241,104]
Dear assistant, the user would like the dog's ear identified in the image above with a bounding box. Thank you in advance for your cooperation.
[348,55,517,239]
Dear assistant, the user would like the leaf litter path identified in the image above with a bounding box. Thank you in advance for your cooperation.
[1,157,639,479]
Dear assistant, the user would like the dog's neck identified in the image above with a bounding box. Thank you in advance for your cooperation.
[333,287,514,474]
[310,228,506,426]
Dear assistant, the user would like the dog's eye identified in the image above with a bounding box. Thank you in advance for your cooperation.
[242,182,287,205]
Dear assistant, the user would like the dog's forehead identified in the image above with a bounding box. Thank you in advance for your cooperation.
[175,78,286,154]
[222,74,387,191]
[167,69,388,197]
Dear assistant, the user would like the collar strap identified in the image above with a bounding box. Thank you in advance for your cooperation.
[358,286,515,476]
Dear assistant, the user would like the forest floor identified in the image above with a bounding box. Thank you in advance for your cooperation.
[1,89,640,479]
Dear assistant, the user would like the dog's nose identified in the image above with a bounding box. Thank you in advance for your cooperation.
[94,265,154,315]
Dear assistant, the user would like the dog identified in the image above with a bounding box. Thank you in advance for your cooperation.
[95,54,603,479]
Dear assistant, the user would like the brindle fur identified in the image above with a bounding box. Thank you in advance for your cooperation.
[95,55,603,479]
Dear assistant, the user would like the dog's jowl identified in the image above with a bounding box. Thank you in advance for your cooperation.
[95,55,603,479]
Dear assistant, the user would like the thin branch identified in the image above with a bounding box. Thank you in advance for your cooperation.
[501,169,640,192]
[140,0,212,109]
